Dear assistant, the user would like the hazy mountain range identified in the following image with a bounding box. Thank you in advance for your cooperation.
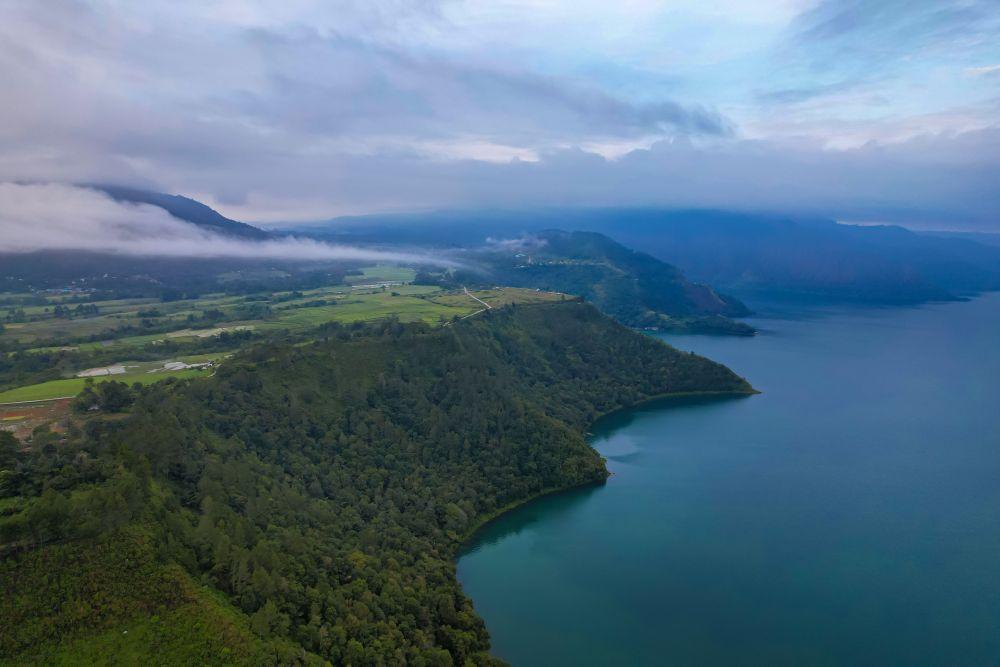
[305,208,1000,304]
[61,187,1000,307]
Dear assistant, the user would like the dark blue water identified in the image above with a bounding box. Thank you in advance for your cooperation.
[457,293,1000,665]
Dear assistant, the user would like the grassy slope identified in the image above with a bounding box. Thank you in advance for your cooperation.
[345,265,417,283]
[1,528,322,665]
[6,284,491,349]
[471,230,755,334]
[0,368,209,403]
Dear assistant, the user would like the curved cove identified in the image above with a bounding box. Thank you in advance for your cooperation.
[457,293,1000,666]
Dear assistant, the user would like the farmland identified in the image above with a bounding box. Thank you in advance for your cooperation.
[0,356,221,404]
[0,369,208,404]
[0,267,565,409]
[2,282,561,350]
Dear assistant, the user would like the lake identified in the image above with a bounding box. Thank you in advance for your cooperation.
[457,293,1000,665]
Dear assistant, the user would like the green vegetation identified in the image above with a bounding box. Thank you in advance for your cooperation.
[0,281,517,350]
[2,528,321,665]
[440,230,756,335]
[0,369,207,403]
[0,359,220,403]
[345,264,417,284]
[0,281,556,404]
[0,302,752,664]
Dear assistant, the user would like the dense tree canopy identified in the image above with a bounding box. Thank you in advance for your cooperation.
[1,302,751,664]
[441,231,754,335]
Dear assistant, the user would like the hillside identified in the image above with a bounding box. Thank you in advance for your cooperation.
[571,210,1000,303]
[311,209,1000,304]
[0,302,753,664]
[1,528,322,665]
[91,185,268,239]
[443,230,754,335]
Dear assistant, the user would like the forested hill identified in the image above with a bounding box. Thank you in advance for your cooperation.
[314,208,1000,305]
[446,230,754,335]
[1,302,752,665]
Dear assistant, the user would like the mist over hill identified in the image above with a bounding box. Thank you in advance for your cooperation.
[2,188,757,334]
[302,208,1000,305]
[90,185,269,239]
[13,184,999,310]
[433,229,755,335]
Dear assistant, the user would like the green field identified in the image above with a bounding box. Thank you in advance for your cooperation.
[4,269,424,347]
[265,287,476,329]
[345,264,417,284]
[0,368,210,404]
[2,277,564,403]
[6,284,561,351]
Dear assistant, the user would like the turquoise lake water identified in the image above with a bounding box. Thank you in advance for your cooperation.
[457,293,1000,665]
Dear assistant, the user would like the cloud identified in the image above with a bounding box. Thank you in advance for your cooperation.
[0,183,447,263]
[752,0,1000,144]
[276,128,1000,229]
[755,80,865,105]
[790,0,998,51]
[0,1,996,229]
[0,2,725,168]
[236,30,730,143]
[966,64,1000,77]
[484,235,548,252]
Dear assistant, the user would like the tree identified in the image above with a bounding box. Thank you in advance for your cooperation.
[0,431,19,470]
[97,381,133,412]
[250,599,282,637]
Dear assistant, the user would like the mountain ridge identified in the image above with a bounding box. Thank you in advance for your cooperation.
[438,229,754,335]
[89,184,268,239]
[304,207,1000,304]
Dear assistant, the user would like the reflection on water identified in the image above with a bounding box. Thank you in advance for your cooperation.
[460,483,605,555]
[589,393,755,435]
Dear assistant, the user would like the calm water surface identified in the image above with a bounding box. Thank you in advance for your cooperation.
[457,293,1000,666]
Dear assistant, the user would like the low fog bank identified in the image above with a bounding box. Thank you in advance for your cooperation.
[0,183,447,265]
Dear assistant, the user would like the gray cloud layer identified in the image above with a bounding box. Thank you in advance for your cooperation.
[0,1,997,229]
[259,129,999,228]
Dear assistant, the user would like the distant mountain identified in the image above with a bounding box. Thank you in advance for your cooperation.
[567,210,1000,304]
[923,230,1000,249]
[434,229,755,335]
[306,208,1000,304]
[90,185,268,239]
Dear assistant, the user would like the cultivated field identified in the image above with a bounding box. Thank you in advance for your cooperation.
[1,266,563,407]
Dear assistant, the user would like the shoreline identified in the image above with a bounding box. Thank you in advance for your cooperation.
[456,387,758,553]
[585,388,758,431]
[456,478,609,554]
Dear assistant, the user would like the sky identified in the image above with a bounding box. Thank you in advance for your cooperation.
[1,0,998,230]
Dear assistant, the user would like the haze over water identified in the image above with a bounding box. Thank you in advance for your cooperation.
[458,293,1000,665]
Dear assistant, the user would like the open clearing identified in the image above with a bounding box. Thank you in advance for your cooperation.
[0,398,73,439]
[0,368,210,404]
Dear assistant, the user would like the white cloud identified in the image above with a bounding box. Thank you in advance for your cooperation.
[0,183,446,263]
[966,64,1000,77]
